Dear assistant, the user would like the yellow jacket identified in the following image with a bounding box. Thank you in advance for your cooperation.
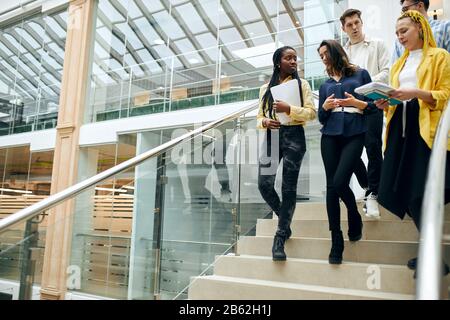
[257,76,316,129]
[388,11,450,150]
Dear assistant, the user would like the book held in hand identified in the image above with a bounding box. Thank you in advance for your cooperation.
[355,82,403,105]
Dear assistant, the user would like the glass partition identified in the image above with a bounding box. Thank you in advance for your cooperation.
[0,146,53,297]
[0,0,345,136]
[87,19,340,124]
[85,0,343,125]
[0,6,68,136]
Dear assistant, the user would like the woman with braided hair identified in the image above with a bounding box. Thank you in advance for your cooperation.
[375,10,450,275]
[257,46,316,261]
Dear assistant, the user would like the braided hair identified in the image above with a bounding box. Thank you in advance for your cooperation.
[261,46,304,120]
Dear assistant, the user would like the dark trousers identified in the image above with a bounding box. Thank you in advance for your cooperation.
[321,134,365,232]
[353,110,384,195]
[258,126,306,234]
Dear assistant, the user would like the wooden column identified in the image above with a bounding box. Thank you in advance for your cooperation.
[40,0,96,300]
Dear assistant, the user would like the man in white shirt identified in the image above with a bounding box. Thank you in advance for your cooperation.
[340,9,391,219]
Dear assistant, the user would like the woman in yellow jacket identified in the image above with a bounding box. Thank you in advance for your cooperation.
[257,46,316,261]
[375,10,450,274]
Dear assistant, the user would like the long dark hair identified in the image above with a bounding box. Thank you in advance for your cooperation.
[262,46,304,119]
[318,40,357,77]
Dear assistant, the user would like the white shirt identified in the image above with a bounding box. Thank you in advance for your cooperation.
[398,49,422,88]
[344,36,391,84]
[398,49,422,138]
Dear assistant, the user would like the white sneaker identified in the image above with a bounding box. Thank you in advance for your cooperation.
[356,188,369,202]
[365,193,380,219]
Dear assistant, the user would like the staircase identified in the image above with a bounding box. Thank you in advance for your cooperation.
[188,202,450,300]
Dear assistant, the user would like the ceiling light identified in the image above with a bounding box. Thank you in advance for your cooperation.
[233,42,285,68]
[154,39,165,45]
[188,58,200,64]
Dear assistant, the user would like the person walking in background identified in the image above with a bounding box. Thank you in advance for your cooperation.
[257,46,316,261]
[375,10,450,275]
[392,0,449,63]
[341,8,391,219]
[317,40,376,264]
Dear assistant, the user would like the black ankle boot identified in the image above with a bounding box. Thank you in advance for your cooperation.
[329,230,344,264]
[407,257,417,270]
[272,232,287,261]
[286,226,292,240]
[348,217,363,242]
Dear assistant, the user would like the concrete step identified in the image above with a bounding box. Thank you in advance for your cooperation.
[188,275,414,300]
[256,219,431,242]
[291,202,450,222]
[214,255,416,294]
[291,202,405,221]
[237,236,427,266]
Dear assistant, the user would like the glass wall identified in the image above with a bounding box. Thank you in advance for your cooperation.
[69,135,137,298]
[0,146,54,284]
[88,0,344,123]
[0,4,69,136]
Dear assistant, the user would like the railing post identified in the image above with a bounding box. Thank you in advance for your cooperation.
[152,152,167,300]
[232,117,242,256]
[18,216,40,300]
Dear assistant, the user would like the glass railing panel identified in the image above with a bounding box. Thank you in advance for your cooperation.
[0,214,46,300]
[0,93,22,136]
[234,114,272,237]
[90,67,132,123]
[0,193,47,287]
[304,119,327,200]
[235,113,327,242]
[155,118,240,300]
[70,170,135,299]
[86,22,341,125]
[0,83,61,136]
[33,83,61,131]
[127,59,171,118]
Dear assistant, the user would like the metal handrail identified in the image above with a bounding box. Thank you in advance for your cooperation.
[416,100,450,299]
[0,101,259,234]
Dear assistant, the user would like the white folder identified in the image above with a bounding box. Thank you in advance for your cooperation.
[270,79,301,124]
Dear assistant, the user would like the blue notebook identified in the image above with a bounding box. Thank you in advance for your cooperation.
[365,91,402,105]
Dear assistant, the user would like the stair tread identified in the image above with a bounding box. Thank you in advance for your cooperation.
[236,236,423,266]
[192,275,414,300]
[222,254,412,269]
[243,235,419,244]
[256,219,422,241]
